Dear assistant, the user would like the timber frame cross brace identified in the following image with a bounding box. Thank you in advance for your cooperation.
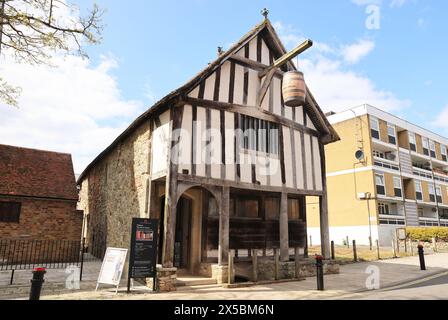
[256,39,313,107]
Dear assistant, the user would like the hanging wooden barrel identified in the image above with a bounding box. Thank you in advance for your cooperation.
[282,71,307,107]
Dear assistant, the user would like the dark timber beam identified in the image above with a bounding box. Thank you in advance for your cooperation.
[256,68,276,107]
[162,106,184,267]
[183,97,320,137]
[258,39,313,78]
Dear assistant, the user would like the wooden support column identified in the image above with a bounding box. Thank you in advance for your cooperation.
[162,106,183,267]
[218,186,230,266]
[279,192,289,262]
[319,142,330,259]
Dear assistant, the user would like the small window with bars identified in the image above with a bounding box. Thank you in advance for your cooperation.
[0,202,21,223]
[240,114,279,155]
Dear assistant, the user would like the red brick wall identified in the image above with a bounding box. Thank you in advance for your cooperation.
[0,196,83,241]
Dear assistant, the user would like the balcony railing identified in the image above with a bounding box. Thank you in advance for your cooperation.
[412,166,433,179]
[419,217,439,227]
[379,214,405,226]
[374,157,400,171]
[434,172,448,184]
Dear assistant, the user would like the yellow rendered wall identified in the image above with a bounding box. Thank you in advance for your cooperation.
[307,169,377,228]
[325,115,373,174]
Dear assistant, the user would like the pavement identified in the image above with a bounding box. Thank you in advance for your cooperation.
[31,252,448,300]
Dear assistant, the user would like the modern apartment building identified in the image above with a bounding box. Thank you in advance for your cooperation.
[307,104,448,246]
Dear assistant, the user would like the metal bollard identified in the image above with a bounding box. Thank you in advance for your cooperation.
[29,267,46,300]
[315,255,324,291]
[331,241,335,260]
[418,245,426,271]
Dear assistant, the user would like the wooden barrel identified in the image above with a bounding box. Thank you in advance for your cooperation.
[282,71,306,107]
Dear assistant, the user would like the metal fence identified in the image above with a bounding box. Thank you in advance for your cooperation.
[0,238,106,285]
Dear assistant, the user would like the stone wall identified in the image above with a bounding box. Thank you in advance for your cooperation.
[0,196,82,241]
[77,121,152,254]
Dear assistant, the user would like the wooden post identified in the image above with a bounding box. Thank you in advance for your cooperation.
[274,248,280,280]
[252,249,258,282]
[353,240,357,262]
[279,192,290,262]
[294,247,301,279]
[228,249,234,284]
[410,240,414,256]
[161,106,183,267]
[376,239,380,260]
[218,186,230,266]
[392,239,397,258]
[319,142,331,260]
[432,238,437,253]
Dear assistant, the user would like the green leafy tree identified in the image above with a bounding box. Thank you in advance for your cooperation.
[0,0,103,107]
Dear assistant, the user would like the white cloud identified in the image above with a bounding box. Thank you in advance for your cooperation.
[352,0,382,6]
[272,21,410,113]
[390,0,408,8]
[0,55,145,173]
[341,39,375,64]
[300,56,411,113]
[431,105,448,129]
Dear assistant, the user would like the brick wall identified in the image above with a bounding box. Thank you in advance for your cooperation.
[0,196,83,241]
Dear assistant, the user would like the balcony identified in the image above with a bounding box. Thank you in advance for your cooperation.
[412,166,433,180]
[419,217,439,227]
[374,157,400,172]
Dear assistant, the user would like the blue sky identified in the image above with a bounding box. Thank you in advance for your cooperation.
[85,0,447,128]
[1,0,448,173]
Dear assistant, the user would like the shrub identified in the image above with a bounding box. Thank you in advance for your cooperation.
[406,227,448,242]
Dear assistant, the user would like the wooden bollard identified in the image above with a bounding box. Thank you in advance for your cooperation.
[294,247,300,279]
[252,249,258,282]
[353,240,357,262]
[432,238,437,253]
[228,249,234,284]
[376,239,380,260]
[274,248,280,280]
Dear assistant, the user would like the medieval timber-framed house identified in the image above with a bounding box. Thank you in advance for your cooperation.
[77,17,339,285]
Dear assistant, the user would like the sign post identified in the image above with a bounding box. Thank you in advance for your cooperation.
[127,218,159,293]
[95,247,128,294]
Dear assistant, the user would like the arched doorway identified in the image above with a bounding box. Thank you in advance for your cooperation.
[158,185,219,274]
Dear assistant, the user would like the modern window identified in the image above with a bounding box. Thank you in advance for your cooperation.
[441,145,447,162]
[240,114,279,155]
[408,132,417,151]
[375,173,385,196]
[0,202,21,223]
[370,117,380,140]
[393,176,402,198]
[436,186,443,203]
[415,181,423,201]
[429,140,436,158]
[373,150,385,159]
[422,138,430,156]
[428,184,436,203]
[378,202,390,215]
[387,124,396,145]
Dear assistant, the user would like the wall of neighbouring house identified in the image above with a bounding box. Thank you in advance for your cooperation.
[0,196,82,240]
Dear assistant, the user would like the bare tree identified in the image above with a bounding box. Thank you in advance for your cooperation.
[0,0,103,107]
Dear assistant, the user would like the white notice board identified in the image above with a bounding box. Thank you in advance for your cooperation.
[96,247,128,293]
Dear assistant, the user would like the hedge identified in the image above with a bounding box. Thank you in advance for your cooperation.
[406,227,448,242]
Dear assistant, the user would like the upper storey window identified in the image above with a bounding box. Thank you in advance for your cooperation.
[409,132,416,152]
[422,137,430,156]
[240,114,279,155]
[387,124,396,145]
[370,117,380,140]
[441,145,447,162]
[429,140,436,158]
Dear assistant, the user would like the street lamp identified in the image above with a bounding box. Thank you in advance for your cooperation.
[358,191,373,250]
